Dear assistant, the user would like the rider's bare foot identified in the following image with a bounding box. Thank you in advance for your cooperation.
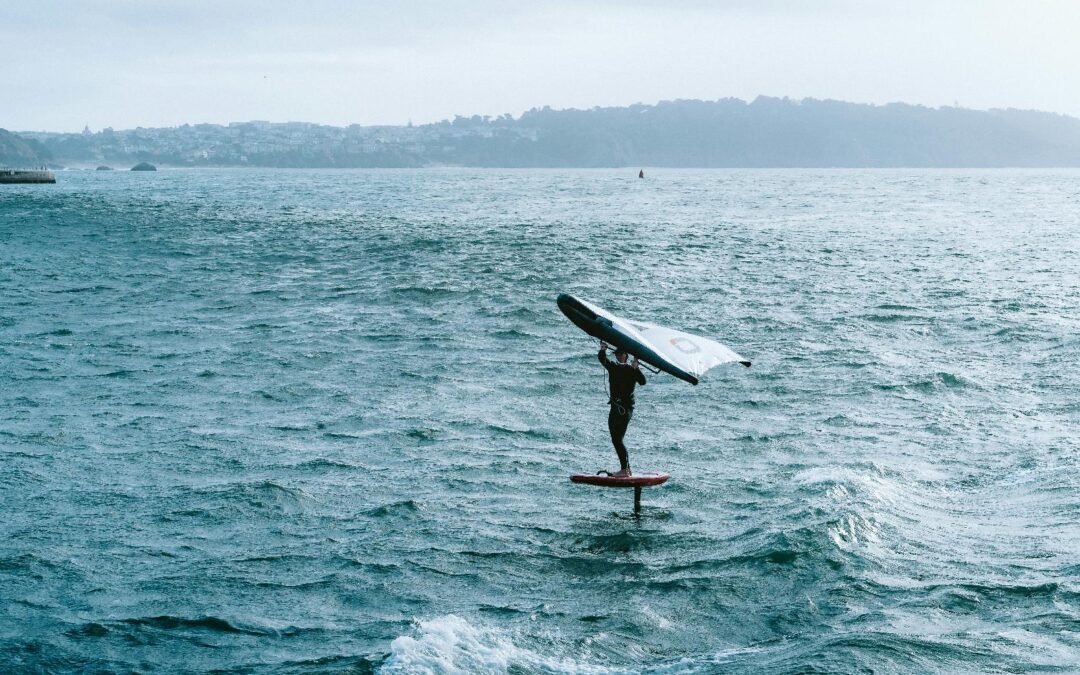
[611,468,632,478]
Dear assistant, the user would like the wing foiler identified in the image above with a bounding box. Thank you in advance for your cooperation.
[557,294,750,385]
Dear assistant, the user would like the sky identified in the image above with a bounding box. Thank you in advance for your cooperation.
[3,0,1079,132]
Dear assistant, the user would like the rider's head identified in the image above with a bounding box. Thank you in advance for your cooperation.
[614,348,628,363]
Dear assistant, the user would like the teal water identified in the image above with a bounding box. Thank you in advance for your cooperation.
[1,169,1079,673]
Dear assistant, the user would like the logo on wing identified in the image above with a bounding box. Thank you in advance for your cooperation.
[669,337,701,354]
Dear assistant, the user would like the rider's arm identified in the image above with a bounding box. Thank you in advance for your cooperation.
[632,358,646,385]
[598,347,613,371]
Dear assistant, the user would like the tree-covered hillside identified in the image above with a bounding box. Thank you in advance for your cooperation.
[0,129,50,167]
[20,97,1080,168]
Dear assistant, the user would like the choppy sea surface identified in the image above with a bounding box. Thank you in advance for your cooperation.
[2,169,1079,673]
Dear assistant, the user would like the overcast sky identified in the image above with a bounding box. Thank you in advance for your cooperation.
[3,0,1079,132]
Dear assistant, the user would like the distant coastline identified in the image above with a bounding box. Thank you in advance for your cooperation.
[13,97,1080,169]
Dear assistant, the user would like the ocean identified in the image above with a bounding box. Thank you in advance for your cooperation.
[1,168,1078,673]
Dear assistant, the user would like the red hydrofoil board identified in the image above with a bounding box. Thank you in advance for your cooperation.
[570,472,670,488]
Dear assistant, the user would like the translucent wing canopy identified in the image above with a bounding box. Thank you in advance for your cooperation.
[557,294,750,385]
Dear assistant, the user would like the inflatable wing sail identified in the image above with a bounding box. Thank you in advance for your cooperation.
[557,294,750,385]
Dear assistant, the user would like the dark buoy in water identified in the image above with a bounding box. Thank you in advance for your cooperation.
[638,169,644,178]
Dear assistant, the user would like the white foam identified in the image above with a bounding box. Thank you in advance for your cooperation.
[381,614,629,674]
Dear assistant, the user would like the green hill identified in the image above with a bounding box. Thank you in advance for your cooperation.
[0,129,48,167]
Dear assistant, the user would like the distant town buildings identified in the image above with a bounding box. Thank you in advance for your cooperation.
[19,117,537,168]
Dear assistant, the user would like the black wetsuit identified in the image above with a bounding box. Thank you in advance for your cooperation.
[598,349,646,471]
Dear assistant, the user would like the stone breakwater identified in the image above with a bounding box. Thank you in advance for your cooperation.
[0,169,56,184]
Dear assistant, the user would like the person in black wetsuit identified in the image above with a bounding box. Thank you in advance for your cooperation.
[598,342,646,476]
